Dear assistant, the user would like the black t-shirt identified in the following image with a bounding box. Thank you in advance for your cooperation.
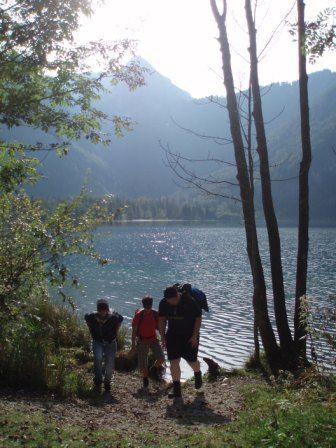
[85,311,123,343]
[158,293,201,337]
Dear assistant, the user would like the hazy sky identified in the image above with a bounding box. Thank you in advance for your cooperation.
[78,0,336,98]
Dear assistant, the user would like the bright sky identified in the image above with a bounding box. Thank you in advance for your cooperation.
[78,0,336,98]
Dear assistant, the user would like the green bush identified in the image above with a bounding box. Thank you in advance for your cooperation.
[0,295,141,394]
[0,296,91,394]
[33,298,91,350]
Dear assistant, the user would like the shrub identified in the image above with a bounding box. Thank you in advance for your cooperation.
[32,298,91,350]
[0,295,91,393]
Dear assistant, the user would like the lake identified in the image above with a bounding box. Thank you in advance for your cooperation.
[68,223,336,376]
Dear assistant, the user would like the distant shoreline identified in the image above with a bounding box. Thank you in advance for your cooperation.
[109,219,336,228]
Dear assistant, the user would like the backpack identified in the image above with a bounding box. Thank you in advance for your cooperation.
[134,309,159,336]
[190,287,209,312]
[178,283,209,312]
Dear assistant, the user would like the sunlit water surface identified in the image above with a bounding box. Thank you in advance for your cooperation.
[67,223,336,377]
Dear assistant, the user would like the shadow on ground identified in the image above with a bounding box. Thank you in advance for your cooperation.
[165,391,230,426]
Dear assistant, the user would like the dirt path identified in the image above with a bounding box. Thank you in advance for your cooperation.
[0,371,263,440]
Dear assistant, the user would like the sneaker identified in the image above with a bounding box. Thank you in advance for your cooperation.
[168,381,181,399]
[194,371,202,389]
[143,377,149,388]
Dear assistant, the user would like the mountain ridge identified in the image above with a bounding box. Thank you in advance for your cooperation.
[5,61,336,223]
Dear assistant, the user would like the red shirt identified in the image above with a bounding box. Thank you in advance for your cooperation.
[132,309,158,340]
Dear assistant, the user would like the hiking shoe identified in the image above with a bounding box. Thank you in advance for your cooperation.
[168,381,181,399]
[194,371,202,389]
[143,377,149,388]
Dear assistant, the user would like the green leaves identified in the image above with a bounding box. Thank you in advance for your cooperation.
[0,183,120,315]
[0,145,40,192]
[288,7,336,63]
[0,1,146,158]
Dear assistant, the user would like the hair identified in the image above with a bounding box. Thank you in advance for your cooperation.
[97,304,108,311]
[97,299,109,311]
[164,286,179,300]
[142,295,153,307]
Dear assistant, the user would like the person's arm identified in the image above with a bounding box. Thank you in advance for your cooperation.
[158,316,167,349]
[189,316,202,348]
[131,313,139,349]
[84,313,93,331]
[114,313,123,338]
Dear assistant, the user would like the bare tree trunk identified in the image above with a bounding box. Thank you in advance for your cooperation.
[247,78,260,361]
[245,0,293,357]
[210,0,279,366]
[295,0,311,360]
[253,314,260,363]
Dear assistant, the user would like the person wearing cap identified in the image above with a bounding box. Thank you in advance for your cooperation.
[85,299,123,393]
[158,285,202,399]
[131,296,165,389]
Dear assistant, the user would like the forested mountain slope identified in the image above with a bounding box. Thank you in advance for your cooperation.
[5,62,336,223]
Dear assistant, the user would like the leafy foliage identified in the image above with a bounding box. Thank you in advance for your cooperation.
[0,0,145,152]
[0,0,145,392]
[0,185,120,313]
[289,7,336,63]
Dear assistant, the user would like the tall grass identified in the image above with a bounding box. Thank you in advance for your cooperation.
[0,296,91,394]
[0,297,136,395]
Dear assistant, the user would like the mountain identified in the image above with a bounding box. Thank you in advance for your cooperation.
[4,61,336,224]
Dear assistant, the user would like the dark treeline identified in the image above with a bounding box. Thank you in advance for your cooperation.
[42,195,242,223]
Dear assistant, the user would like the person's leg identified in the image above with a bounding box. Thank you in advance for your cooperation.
[168,358,182,398]
[170,358,181,381]
[103,339,117,392]
[137,340,150,387]
[185,341,202,389]
[149,340,165,381]
[166,334,182,398]
[92,340,103,388]
[187,360,201,373]
[187,360,202,388]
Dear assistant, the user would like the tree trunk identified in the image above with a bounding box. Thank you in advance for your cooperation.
[210,0,279,366]
[247,77,260,363]
[295,0,311,360]
[244,0,294,357]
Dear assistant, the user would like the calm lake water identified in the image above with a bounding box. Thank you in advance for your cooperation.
[68,223,336,376]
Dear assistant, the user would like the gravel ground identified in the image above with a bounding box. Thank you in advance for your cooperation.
[0,371,263,440]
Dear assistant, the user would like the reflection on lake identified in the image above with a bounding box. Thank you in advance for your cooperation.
[67,223,336,375]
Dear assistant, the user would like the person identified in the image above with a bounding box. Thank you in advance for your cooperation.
[159,285,202,399]
[132,296,165,389]
[85,298,123,393]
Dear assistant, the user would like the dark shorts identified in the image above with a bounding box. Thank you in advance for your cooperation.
[166,333,199,362]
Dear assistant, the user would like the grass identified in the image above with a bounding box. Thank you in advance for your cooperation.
[0,411,143,448]
[175,372,336,448]
[1,371,334,447]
